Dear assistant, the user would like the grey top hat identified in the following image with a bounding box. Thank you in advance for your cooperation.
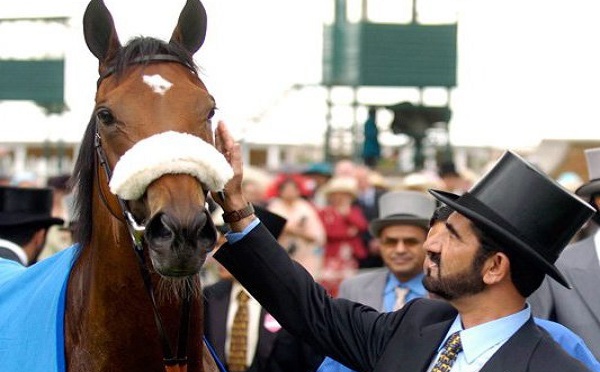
[369,190,437,237]
[575,147,600,200]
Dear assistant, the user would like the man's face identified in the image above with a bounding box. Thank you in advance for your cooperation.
[378,224,428,282]
[422,212,489,301]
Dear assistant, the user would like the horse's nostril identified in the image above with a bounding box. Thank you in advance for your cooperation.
[146,213,174,242]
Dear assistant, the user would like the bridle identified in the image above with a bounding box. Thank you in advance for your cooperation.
[93,54,209,372]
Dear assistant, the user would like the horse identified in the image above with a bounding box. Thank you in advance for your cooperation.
[65,0,229,370]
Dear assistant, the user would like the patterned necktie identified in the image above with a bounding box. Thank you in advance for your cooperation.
[228,290,250,372]
[431,331,463,372]
[393,286,409,311]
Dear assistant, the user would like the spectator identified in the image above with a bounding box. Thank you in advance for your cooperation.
[0,186,64,266]
[529,147,600,360]
[266,176,326,278]
[318,176,368,296]
[203,206,323,372]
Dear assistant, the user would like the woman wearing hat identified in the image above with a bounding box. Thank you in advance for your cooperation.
[318,176,368,297]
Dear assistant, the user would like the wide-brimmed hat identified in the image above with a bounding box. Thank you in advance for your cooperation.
[302,162,333,177]
[428,150,595,288]
[322,176,359,198]
[369,190,437,237]
[0,186,65,227]
[575,147,600,201]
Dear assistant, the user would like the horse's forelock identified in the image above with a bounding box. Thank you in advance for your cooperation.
[112,36,198,80]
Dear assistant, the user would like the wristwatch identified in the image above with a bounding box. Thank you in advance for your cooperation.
[222,203,255,223]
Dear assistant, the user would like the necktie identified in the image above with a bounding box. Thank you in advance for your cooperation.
[228,290,250,372]
[393,286,410,311]
[431,331,463,372]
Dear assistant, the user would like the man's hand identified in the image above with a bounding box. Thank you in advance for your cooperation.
[212,121,255,231]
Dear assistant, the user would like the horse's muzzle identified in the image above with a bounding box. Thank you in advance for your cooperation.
[145,208,217,277]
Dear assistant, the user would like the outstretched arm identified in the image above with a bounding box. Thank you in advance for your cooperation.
[210,121,400,371]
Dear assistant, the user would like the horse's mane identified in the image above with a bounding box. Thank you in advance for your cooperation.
[71,37,198,246]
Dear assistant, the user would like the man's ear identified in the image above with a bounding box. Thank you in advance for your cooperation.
[482,252,511,285]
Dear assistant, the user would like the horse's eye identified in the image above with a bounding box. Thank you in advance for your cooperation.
[207,108,215,120]
[96,108,116,125]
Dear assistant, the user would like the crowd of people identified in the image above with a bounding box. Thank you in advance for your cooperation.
[2,139,600,371]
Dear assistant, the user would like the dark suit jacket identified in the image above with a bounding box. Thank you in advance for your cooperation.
[529,234,600,360]
[203,279,322,372]
[214,223,590,372]
[0,247,22,264]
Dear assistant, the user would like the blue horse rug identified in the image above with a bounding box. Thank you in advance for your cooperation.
[0,245,78,372]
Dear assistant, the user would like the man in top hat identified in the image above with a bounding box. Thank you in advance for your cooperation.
[203,205,323,372]
[0,186,64,266]
[529,147,600,360]
[210,122,594,371]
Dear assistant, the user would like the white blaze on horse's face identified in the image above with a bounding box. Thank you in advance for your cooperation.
[143,74,173,95]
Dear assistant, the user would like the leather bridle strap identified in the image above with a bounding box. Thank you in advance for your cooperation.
[94,127,191,371]
[96,54,195,88]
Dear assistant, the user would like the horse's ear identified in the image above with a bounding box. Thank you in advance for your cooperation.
[170,0,207,55]
[83,0,122,63]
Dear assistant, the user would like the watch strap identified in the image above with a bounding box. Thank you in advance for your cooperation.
[222,203,255,223]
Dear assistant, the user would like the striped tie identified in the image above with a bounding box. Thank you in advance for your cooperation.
[431,331,463,372]
[393,286,409,311]
[228,290,250,372]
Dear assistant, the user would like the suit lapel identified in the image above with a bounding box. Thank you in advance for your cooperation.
[367,270,388,312]
[375,320,452,372]
[254,309,278,364]
[210,281,232,361]
[479,318,539,372]
[568,242,600,325]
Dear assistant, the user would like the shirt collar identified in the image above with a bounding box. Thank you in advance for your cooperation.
[440,304,531,363]
[384,272,426,297]
[0,238,28,265]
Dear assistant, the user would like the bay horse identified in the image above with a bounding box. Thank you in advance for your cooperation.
[66,0,228,370]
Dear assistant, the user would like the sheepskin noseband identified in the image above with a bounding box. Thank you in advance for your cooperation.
[109,131,234,200]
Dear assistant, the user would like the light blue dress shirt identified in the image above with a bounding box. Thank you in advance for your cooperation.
[382,272,426,312]
[426,306,530,371]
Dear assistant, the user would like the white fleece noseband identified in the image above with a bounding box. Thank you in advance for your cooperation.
[109,131,234,200]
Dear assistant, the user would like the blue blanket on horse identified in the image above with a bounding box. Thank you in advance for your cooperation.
[0,245,77,372]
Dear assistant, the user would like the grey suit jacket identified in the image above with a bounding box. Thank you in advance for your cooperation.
[338,268,388,311]
[529,234,600,360]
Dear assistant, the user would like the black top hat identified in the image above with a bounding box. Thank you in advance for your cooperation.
[0,186,65,227]
[428,151,595,288]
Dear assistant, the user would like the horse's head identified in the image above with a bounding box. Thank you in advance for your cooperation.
[80,0,231,277]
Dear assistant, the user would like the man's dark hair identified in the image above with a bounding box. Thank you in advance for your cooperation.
[470,222,545,297]
[0,223,47,247]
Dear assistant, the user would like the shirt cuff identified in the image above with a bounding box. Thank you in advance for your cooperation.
[225,218,261,244]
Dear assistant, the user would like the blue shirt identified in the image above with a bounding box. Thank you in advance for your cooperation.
[382,272,426,312]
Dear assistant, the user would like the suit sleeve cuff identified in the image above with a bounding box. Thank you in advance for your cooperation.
[225,218,261,244]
